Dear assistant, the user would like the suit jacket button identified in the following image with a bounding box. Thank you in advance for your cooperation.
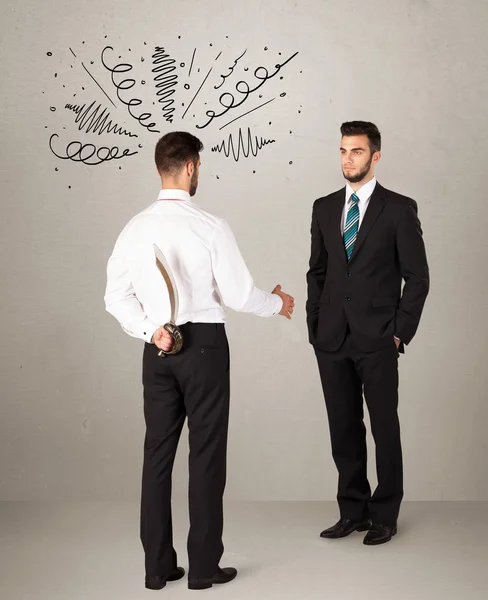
[345,296,351,301]
[346,272,351,277]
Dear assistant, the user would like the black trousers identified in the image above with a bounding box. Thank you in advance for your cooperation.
[140,323,230,579]
[315,330,403,526]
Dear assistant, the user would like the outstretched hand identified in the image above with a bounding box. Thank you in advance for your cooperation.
[272,285,295,320]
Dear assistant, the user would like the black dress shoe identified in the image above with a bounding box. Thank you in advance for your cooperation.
[320,517,371,539]
[363,523,397,545]
[188,566,238,590]
[145,567,185,590]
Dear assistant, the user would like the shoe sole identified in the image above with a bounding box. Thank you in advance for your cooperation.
[145,582,167,590]
[321,524,371,539]
[363,529,397,546]
[188,572,238,590]
[146,569,185,590]
[188,581,213,590]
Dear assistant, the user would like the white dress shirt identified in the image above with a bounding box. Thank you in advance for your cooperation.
[341,177,377,234]
[104,189,283,343]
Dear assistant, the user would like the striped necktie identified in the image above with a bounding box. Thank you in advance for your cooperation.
[344,193,360,261]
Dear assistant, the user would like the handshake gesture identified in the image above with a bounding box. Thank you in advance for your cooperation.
[272,285,295,320]
[154,284,295,353]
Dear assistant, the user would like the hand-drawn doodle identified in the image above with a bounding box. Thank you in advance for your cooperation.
[182,48,226,119]
[188,49,196,76]
[182,66,213,119]
[217,97,276,131]
[46,40,300,174]
[101,46,160,133]
[65,101,138,137]
[214,49,247,90]
[211,127,275,161]
[70,46,117,107]
[80,63,118,107]
[195,51,298,129]
[49,134,138,165]
[152,47,178,123]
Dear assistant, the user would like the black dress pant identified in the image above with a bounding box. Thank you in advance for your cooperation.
[140,323,230,578]
[315,331,403,526]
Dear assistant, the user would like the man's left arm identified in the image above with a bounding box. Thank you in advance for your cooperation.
[395,200,430,346]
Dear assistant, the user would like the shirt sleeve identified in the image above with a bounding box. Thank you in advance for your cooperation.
[104,237,160,343]
[210,218,283,318]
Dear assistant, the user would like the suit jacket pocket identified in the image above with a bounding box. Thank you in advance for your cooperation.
[371,296,399,307]
[317,295,329,334]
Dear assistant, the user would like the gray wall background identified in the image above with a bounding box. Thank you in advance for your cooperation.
[1,0,487,502]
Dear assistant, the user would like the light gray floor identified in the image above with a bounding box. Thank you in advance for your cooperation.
[1,501,487,599]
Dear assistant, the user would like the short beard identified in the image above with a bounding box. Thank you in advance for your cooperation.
[189,171,198,197]
[343,155,373,183]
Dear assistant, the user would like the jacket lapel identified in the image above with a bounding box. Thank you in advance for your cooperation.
[328,188,347,265]
[348,182,387,263]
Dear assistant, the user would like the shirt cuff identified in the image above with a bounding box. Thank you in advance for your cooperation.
[271,294,283,316]
[394,336,401,342]
[140,319,160,343]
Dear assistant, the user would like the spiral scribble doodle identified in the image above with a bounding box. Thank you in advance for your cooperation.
[101,46,159,133]
[49,134,138,165]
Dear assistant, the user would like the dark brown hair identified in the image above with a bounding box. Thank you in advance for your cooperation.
[154,131,203,175]
[340,121,381,153]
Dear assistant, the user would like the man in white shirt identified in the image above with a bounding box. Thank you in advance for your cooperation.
[105,131,294,591]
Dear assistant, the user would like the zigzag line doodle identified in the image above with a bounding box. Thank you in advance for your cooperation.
[211,127,276,161]
[152,46,178,123]
[65,101,138,137]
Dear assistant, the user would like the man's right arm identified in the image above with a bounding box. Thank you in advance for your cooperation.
[104,237,159,343]
[210,218,286,317]
[306,201,328,344]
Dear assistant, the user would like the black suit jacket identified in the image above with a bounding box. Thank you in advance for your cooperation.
[306,182,429,353]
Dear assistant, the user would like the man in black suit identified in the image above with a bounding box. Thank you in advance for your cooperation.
[306,121,429,545]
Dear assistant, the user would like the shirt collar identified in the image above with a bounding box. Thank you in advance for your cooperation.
[345,177,377,204]
[158,189,192,203]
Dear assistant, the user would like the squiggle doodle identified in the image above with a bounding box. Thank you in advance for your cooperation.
[65,101,138,137]
[152,47,178,123]
[101,46,159,133]
[49,134,138,165]
[211,127,275,161]
[214,49,247,90]
[196,51,299,129]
